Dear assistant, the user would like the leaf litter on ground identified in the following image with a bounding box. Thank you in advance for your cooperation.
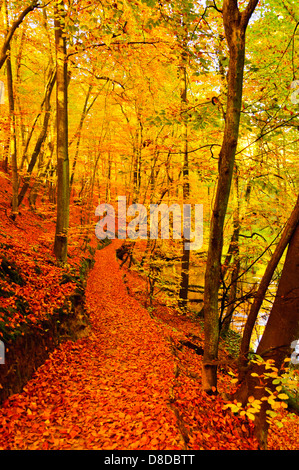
[0,239,298,450]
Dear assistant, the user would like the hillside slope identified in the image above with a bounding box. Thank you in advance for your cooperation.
[0,172,298,450]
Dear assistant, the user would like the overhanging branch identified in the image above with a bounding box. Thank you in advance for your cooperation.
[0,0,40,70]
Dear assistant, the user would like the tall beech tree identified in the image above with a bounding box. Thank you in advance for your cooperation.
[202,0,260,393]
[177,20,190,311]
[6,43,18,219]
[4,0,18,219]
[54,0,69,264]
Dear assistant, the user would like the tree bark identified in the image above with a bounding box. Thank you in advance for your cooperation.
[178,32,190,311]
[235,221,299,449]
[240,193,299,364]
[17,69,56,206]
[4,0,18,219]
[6,44,18,219]
[202,0,259,393]
[220,171,240,335]
[69,84,92,192]
[54,0,70,264]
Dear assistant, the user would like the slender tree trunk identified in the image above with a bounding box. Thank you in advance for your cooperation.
[2,120,10,172]
[54,0,69,264]
[221,171,240,335]
[15,27,27,151]
[19,64,56,170]
[69,83,95,192]
[18,70,56,206]
[7,47,18,219]
[178,37,190,311]
[202,0,259,393]
[133,122,142,202]
[4,0,18,219]
[106,149,111,203]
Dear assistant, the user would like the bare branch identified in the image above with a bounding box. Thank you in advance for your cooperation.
[0,0,40,70]
[241,0,260,29]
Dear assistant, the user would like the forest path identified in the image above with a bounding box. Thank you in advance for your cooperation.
[0,240,184,450]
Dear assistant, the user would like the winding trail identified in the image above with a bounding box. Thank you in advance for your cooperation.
[1,240,295,450]
[0,240,183,450]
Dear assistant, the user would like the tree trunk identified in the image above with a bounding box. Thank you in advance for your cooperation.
[133,120,142,202]
[202,0,259,393]
[178,35,190,311]
[15,27,27,152]
[235,221,299,449]
[106,149,111,203]
[54,1,69,264]
[69,83,95,192]
[18,69,56,206]
[240,193,299,364]
[6,44,18,219]
[221,172,240,336]
[4,0,18,219]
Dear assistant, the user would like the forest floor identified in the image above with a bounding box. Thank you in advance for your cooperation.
[0,238,299,450]
[0,172,298,451]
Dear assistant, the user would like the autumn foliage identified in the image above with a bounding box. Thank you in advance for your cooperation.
[0,176,298,450]
[0,0,299,452]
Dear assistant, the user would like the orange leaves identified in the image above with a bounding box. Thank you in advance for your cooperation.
[0,238,298,451]
[0,240,181,449]
[0,171,94,342]
[0,242,78,340]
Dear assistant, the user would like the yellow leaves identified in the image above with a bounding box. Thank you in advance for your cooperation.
[223,398,259,421]
[265,371,279,379]
[250,372,259,377]
[265,360,277,371]
[248,401,261,412]
[222,385,289,425]
[277,393,289,401]
[267,397,281,410]
[223,401,242,414]
[227,370,238,384]
[245,355,295,429]
[238,395,262,419]
[242,411,255,421]
[266,409,277,418]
